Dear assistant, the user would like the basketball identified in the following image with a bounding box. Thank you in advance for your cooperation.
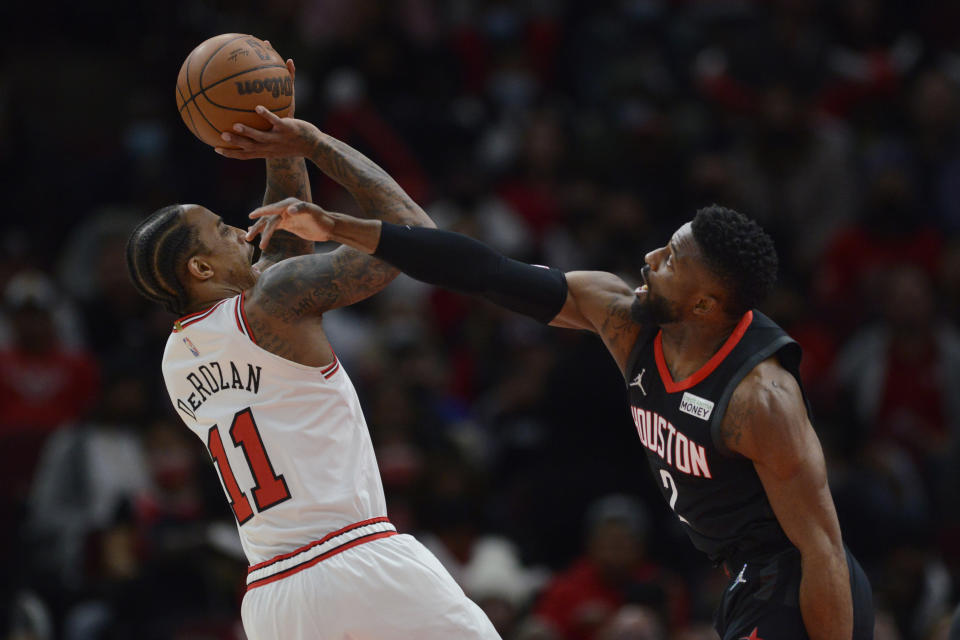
[175,34,293,148]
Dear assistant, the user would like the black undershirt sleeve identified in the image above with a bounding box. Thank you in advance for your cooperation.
[373,222,568,324]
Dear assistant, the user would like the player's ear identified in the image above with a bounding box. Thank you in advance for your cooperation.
[186,256,215,281]
[693,294,719,316]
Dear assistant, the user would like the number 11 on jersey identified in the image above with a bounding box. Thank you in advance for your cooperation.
[207,408,291,524]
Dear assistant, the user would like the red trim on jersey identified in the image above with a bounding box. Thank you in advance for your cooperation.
[320,354,338,374]
[233,298,246,335]
[239,291,257,344]
[654,310,753,394]
[247,516,391,573]
[246,530,397,590]
[322,356,340,379]
[174,299,229,331]
[176,301,222,325]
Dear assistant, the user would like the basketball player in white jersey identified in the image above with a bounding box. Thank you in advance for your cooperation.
[125,99,500,638]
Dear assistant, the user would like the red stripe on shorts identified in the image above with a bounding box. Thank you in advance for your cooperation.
[246,530,398,590]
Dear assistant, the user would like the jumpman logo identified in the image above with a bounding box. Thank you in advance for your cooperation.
[729,563,747,592]
[630,369,647,395]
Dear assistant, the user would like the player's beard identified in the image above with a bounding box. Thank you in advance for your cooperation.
[630,290,680,326]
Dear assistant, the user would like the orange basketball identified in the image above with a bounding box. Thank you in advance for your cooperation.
[175,34,293,148]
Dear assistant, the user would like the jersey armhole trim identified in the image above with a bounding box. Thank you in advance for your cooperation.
[236,292,258,344]
[709,335,796,458]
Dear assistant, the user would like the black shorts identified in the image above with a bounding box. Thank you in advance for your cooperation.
[714,546,873,640]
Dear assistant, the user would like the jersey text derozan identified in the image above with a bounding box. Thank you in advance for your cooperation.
[175,360,262,420]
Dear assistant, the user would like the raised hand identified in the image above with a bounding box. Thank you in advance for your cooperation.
[246,198,336,249]
[262,46,297,117]
[217,106,320,160]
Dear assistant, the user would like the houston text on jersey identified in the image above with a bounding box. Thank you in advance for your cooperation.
[176,360,263,421]
[629,406,713,478]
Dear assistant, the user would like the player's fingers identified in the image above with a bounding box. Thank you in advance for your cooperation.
[249,197,299,219]
[254,105,283,126]
[259,216,282,249]
[226,124,273,143]
[220,131,253,148]
[214,146,258,159]
[286,58,295,80]
[244,217,270,241]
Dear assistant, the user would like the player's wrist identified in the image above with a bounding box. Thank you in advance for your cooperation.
[297,123,323,158]
[328,214,380,254]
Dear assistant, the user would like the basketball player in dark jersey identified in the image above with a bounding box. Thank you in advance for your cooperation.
[219,111,874,640]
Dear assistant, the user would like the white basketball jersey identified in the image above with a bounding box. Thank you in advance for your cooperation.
[161,293,387,565]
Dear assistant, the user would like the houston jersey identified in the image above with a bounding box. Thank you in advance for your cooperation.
[161,293,387,565]
[624,310,808,564]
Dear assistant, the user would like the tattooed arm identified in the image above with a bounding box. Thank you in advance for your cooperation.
[219,107,434,317]
[282,123,438,307]
[220,106,434,231]
[244,199,642,372]
[246,58,315,269]
[306,131,434,229]
[549,271,643,375]
[254,157,314,270]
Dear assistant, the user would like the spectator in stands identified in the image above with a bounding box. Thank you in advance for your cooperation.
[0,271,99,582]
[532,494,687,640]
[26,363,150,587]
[833,265,960,471]
[726,79,857,277]
[816,151,943,336]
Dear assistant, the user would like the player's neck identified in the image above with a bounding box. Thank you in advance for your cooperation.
[659,318,740,381]
[184,283,243,315]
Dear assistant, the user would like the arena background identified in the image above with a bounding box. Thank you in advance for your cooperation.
[2,1,959,638]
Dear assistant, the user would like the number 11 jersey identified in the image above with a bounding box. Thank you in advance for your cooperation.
[161,293,388,566]
[624,310,807,566]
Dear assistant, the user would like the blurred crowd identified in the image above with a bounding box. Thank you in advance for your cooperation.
[2,0,960,638]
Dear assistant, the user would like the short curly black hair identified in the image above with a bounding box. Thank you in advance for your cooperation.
[691,205,778,315]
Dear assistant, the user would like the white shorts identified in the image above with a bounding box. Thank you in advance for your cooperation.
[241,526,500,640]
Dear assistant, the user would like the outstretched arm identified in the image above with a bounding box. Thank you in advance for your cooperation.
[721,358,852,640]
[219,106,433,231]
[219,107,435,315]
[246,201,643,372]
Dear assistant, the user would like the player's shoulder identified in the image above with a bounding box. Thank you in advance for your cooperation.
[730,357,803,419]
[721,356,806,457]
[246,254,335,325]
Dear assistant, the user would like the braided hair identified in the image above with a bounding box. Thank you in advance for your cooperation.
[691,205,778,316]
[126,205,203,315]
